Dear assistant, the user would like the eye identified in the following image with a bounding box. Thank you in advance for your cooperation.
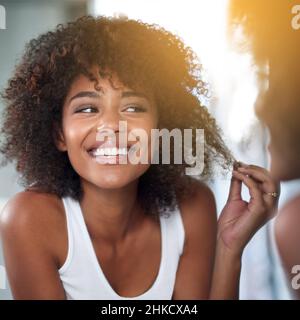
[75,105,98,113]
[123,105,146,113]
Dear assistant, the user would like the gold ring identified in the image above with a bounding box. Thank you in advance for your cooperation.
[265,192,278,198]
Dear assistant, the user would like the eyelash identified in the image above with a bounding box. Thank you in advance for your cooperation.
[75,105,146,113]
[75,105,97,113]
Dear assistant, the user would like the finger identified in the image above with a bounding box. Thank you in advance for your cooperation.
[232,171,264,209]
[239,163,268,174]
[238,168,279,215]
[263,192,279,210]
[237,167,269,183]
[237,167,280,196]
[227,173,242,202]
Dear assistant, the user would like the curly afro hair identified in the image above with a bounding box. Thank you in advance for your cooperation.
[0,15,234,216]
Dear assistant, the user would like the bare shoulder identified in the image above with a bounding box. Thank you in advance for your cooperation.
[176,179,217,233]
[275,194,300,242]
[275,194,300,299]
[275,194,300,258]
[172,179,217,299]
[177,179,216,210]
[0,189,64,231]
[0,189,67,299]
[0,189,66,263]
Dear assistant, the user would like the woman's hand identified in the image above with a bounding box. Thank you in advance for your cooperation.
[210,161,279,299]
[217,161,280,256]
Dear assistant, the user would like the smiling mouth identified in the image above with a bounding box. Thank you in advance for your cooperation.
[86,145,140,165]
[88,147,129,157]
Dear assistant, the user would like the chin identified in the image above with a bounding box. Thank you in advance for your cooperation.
[84,164,151,190]
[269,143,300,181]
[96,173,135,189]
[270,159,300,182]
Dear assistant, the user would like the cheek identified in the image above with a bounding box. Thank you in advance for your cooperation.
[133,118,158,161]
[63,125,152,189]
[63,113,92,147]
[61,113,156,189]
[62,119,87,165]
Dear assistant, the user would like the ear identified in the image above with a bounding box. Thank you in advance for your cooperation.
[53,125,67,152]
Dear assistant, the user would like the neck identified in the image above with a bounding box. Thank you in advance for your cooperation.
[79,178,144,245]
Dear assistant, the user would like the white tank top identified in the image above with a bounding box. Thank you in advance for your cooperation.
[58,196,185,300]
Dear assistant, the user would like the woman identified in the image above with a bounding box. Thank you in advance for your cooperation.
[229,0,300,299]
[0,15,278,300]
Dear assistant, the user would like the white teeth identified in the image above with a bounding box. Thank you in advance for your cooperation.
[91,147,128,156]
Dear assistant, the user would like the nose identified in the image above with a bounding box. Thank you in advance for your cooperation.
[96,109,121,134]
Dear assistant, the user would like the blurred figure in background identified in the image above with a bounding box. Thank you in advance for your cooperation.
[229,0,300,298]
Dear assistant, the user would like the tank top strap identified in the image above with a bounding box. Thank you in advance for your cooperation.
[58,196,75,273]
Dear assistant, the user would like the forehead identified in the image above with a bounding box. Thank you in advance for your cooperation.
[66,73,126,94]
[67,70,152,96]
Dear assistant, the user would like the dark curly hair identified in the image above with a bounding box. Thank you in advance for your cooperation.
[0,15,233,216]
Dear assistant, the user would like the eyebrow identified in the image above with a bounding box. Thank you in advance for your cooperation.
[68,90,149,104]
[68,91,101,103]
[121,90,149,99]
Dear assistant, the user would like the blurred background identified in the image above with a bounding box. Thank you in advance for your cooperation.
[0,0,299,300]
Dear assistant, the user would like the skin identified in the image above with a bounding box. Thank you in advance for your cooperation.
[263,79,300,299]
[254,73,300,182]
[254,55,300,300]
[275,195,300,299]
[56,70,159,244]
[229,0,300,297]
[210,163,279,298]
[0,70,279,299]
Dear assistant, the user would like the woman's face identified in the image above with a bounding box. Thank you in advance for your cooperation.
[56,70,158,190]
